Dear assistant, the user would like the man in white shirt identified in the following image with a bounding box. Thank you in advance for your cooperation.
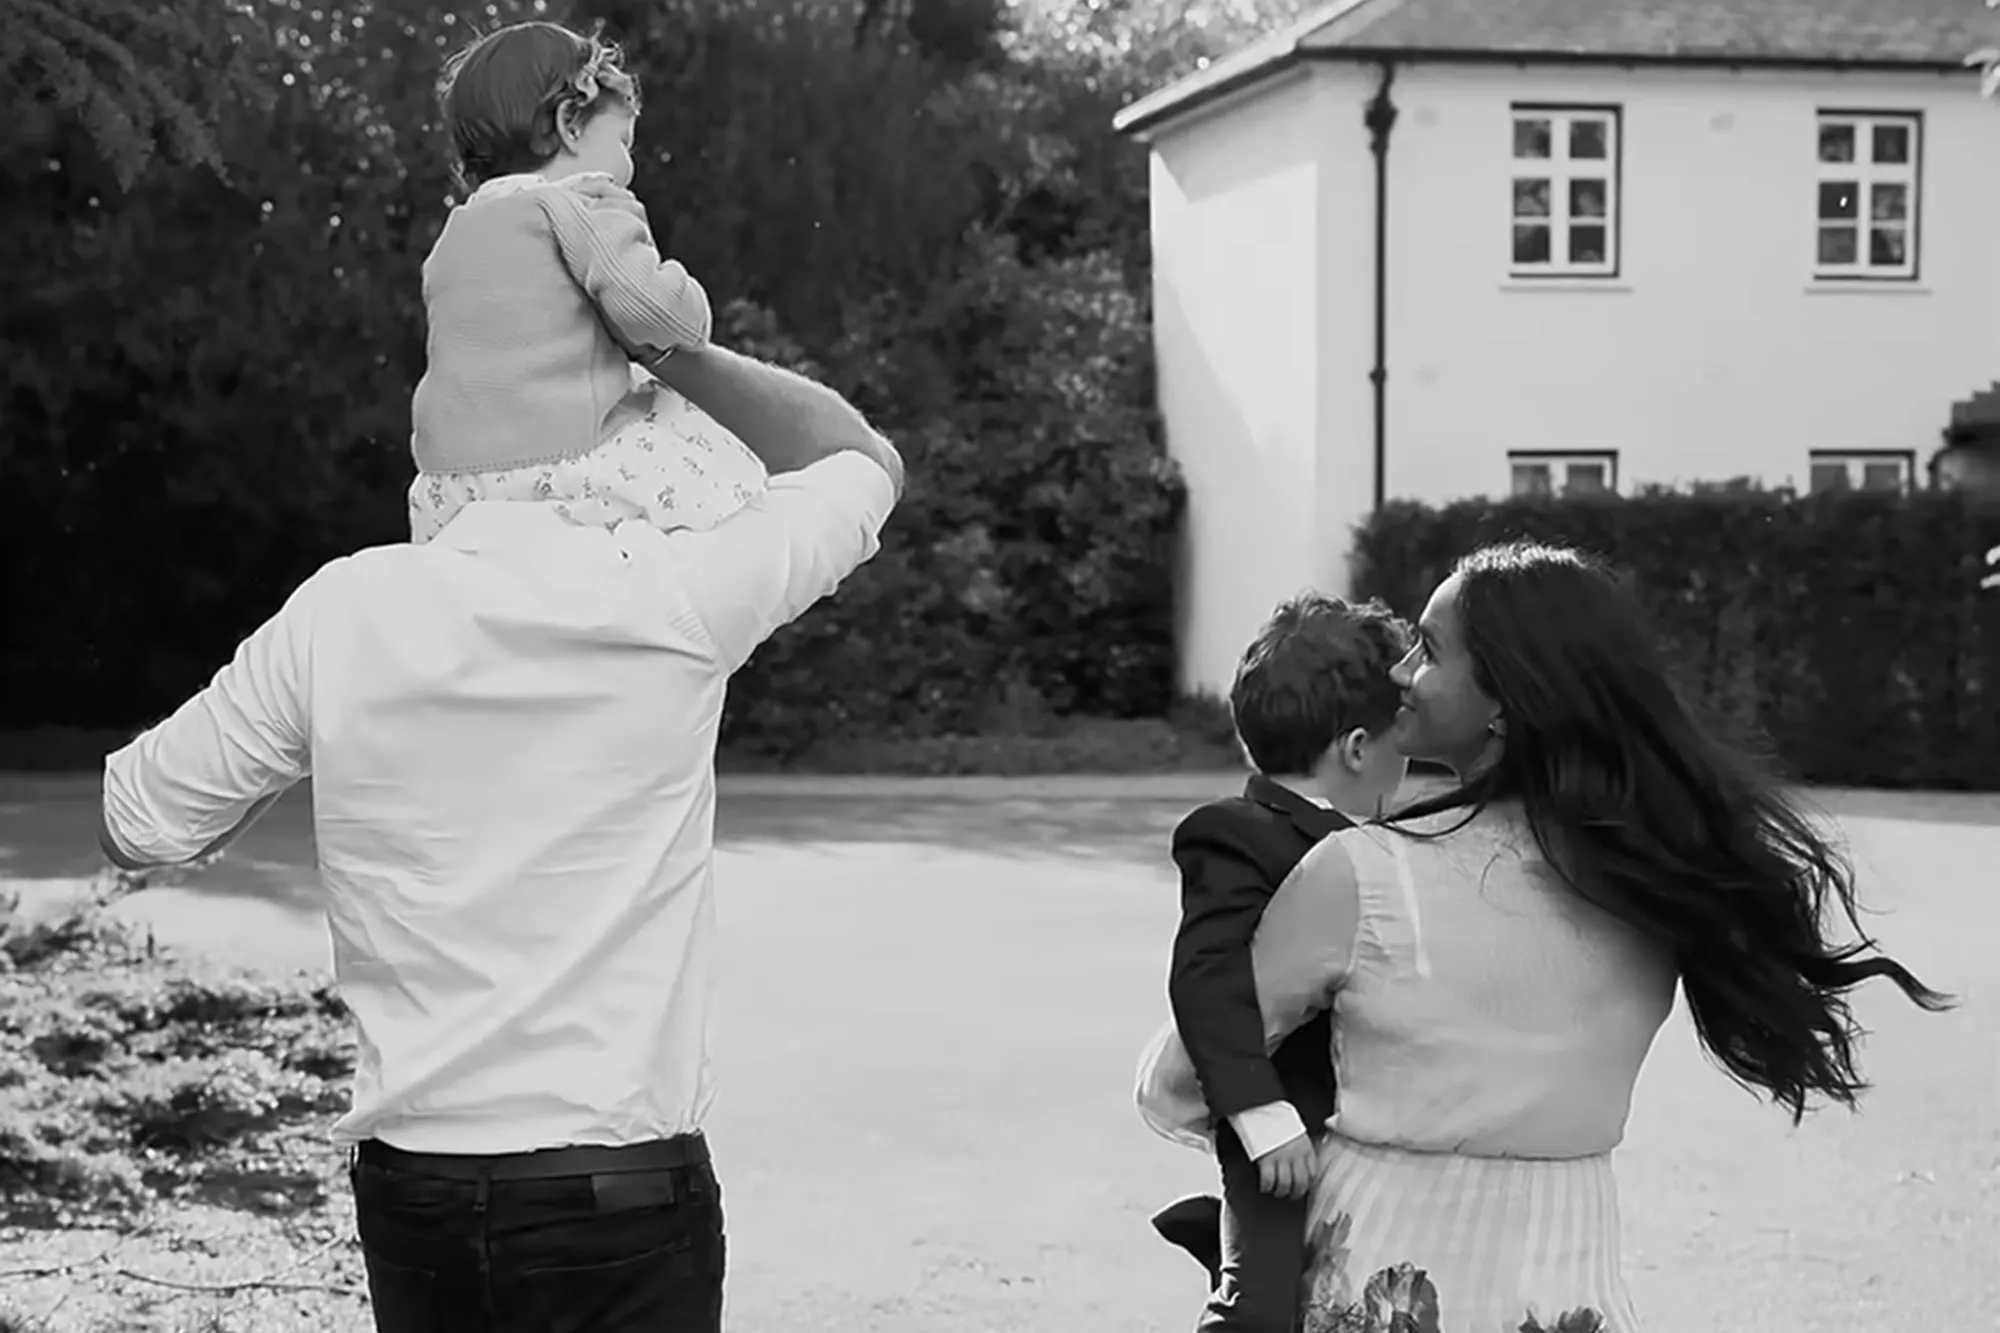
[99,346,903,1333]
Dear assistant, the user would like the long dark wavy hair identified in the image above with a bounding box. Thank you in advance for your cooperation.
[1388,541,1953,1123]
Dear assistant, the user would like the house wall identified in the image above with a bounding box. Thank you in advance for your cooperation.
[1144,67,1372,697]
[1376,64,2000,504]
[1144,61,1998,695]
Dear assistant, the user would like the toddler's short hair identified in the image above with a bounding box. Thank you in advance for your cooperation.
[438,21,640,189]
[1229,592,1412,776]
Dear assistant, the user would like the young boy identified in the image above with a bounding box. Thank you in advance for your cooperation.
[1151,592,1412,1333]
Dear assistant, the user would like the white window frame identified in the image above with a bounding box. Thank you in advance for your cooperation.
[1509,451,1619,498]
[1806,451,1915,494]
[1508,105,1621,279]
[1813,112,1921,281]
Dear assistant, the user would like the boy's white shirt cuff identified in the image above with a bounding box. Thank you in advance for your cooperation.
[1132,1020,1314,1162]
[1230,1102,1310,1161]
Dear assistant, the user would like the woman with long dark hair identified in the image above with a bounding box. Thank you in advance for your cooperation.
[1243,541,1950,1331]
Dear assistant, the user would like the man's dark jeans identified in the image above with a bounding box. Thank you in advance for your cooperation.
[349,1136,725,1333]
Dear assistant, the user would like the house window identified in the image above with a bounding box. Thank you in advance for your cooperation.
[1510,451,1618,497]
[1509,106,1620,278]
[1807,451,1914,494]
[1814,112,1920,280]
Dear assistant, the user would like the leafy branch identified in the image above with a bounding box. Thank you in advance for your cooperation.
[0,0,258,188]
[1969,0,2000,99]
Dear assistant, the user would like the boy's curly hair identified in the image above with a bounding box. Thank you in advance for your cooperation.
[1229,592,1412,776]
[437,21,640,190]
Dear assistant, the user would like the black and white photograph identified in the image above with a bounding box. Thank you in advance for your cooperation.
[2,0,1998,1330]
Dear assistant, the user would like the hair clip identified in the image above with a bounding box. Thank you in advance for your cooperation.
[571,48,606,107]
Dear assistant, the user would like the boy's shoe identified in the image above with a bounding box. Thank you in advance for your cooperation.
[1151,1193,1224,1289]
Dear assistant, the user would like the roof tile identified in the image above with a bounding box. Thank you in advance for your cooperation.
[1305,0,1994,65]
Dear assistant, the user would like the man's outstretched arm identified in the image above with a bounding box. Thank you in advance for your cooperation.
[100,791,287,872]
[100,578,318,871]
[643,344,904,495]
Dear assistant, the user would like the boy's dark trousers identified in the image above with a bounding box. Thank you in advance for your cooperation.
[1166,775,1348,1333]
[1203,1122,1313,1333]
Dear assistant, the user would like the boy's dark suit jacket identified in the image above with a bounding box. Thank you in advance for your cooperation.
[1168,774,1350,1147]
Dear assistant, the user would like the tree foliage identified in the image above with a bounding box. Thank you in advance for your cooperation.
[0,0,271,187]
[2,0,1309,751]
[1970,0,2000,99]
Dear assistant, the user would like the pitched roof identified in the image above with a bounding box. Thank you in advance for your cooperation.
[1115,0,1994,136]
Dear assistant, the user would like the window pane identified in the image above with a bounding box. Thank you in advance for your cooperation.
[1512,224,1552,265]
[1512,463,1553,496]
[1861,461,1905,492]
[1869,226,1908,267]
[1817,181,1858,220]
[1809,461,1851,493]
[1565,463,1608,494]
[1512,178,1551,218]
[1568,225,1608,264]
[1818,226,1858,265]
[1871,183,1908,221]
[1513,118,1552,159]
[1871,122,1912,164]
[1568,118,1608,160]
[1817,122,1856,162]
[1569,177,1608,219]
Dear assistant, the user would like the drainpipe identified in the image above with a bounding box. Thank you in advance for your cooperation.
[1363,62,1398,512]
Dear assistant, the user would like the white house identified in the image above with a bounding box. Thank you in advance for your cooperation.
[1115,0,2000,697]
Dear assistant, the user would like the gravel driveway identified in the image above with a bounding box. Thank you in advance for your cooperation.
[3,774,1995,1331]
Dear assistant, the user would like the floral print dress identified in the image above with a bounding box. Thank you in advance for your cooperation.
[1256,813,1678,1332]
[409,365,766,543]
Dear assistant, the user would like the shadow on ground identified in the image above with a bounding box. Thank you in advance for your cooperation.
[5,776,1995,906]
[0,777,1209,903]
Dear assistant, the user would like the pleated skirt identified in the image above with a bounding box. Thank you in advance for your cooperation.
[1300,1136,1640,1333]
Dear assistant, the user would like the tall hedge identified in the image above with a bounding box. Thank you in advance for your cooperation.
[1352,488,2000,791]
[3,0,1314,755]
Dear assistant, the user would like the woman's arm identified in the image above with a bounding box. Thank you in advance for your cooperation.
[1252,832,1365,1049]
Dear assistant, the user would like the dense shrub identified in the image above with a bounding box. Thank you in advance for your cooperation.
[3,0,1321,756]
[1352,487,2000,790]
[717,238,1184,751]
[0,885,353,1224]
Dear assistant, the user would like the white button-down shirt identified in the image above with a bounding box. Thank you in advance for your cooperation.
[103,454,896,1154]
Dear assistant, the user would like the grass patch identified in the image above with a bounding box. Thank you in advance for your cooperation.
[6,700,1248,780]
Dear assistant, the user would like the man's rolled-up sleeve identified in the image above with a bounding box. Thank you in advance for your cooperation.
[102,575,320,867]
[644,451,897,673]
